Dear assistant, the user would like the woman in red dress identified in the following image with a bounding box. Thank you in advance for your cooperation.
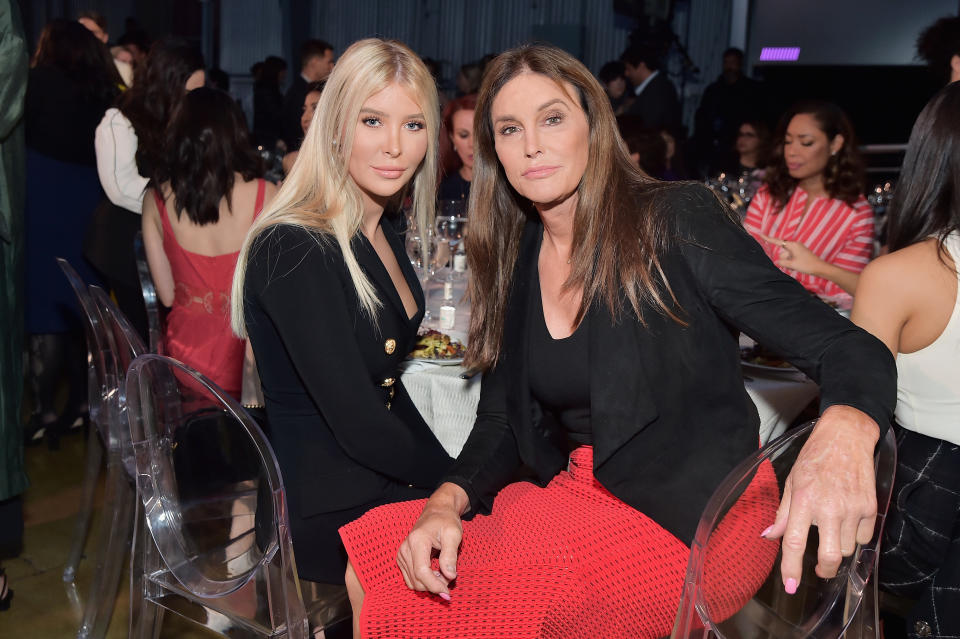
[339,45,896,638]
[142,87,276,397]
[743,101,873,297]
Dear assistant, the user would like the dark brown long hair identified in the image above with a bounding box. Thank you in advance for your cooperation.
[886,82,960,257]
[31,19,121,104]
[154,87,262,226]
[764,100,864,210]
[465,43,681,370]
[120,38,204,178]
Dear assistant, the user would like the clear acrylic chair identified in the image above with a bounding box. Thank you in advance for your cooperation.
[671,420,897,639]
[124,353,348,639]
[68,286,147,639]
[133,230,164,354]
[56,259,114,586]
[55,259,140,639]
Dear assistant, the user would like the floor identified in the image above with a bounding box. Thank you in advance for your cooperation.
[0,428,213,638]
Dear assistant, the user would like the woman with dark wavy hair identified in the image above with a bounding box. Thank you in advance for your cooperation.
[142,87,274,397]
[339,44,896,638]
[744,100,872,297]
[24,19,121,445]
[86,38,205,339]
[851,82,960,638]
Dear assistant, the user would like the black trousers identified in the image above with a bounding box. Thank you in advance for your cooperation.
[879,425,960,639]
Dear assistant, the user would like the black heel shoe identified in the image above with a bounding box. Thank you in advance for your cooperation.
[0,568,14,612]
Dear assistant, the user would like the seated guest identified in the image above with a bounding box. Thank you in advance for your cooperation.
[87,39,205,341]
[730,119,771,176]
[142,87,275,398]
[280,80,324,175]
[658,126,686,180]
[231,39,453,588]
[744,101,873,296]
[438,94,476,201]
[340,44,895,639]
[598,60,633,115]
[852,82,960,639]
[281,39,334,150]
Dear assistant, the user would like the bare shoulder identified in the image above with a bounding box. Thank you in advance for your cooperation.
[860,239,954,305]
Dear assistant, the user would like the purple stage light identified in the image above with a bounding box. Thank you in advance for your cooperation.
[759,47,801,62]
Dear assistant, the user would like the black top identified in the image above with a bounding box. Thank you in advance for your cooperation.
[25,66,113,166]
[528,265,592,446]
[243,219,453,581]
[281,74,308,150]
[443,183,896,546]
[438,171,471,201]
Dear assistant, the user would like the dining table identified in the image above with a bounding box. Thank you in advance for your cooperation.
[402,276,820,458]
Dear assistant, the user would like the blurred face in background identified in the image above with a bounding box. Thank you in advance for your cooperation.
[301,89,323,134]
[450,108,475,172]
[783,113,843,183]
[605,76,626,100]
[735,123,759,156]
[348,83,429,212]
[306,49,335,82]
[491,72,590,209]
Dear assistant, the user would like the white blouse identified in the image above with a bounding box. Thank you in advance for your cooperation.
[94,107,148,214]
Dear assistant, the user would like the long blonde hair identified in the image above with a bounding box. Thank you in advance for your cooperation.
[231,38,439,337]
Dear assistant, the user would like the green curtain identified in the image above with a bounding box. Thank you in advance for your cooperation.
[0,0,28,501]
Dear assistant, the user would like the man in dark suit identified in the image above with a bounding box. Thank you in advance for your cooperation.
[281,39,334,151]
[620,44,681,134]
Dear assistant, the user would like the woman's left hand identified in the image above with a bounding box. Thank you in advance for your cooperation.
[760,233,825,276]
[762,405,880,592]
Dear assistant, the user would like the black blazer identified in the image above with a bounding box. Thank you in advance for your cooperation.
[445,184,895,546]
[627,71,681,133]
[243,220,454,574]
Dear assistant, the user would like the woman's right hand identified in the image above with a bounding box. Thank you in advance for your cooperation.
[397,482,470,599]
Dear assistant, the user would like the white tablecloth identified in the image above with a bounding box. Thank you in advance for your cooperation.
[401,361,818,458]
[407,279,819,457]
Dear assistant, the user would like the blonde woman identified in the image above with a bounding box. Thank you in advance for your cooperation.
[231,39,453,587]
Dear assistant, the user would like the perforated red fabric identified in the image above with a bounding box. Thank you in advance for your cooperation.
[341,447,780,638]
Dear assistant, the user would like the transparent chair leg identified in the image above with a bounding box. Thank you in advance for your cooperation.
[76,461,134,639]
[63,425,103,582]
[129,497,163,639]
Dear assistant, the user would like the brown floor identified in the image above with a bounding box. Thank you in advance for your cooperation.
[0,429,214,638]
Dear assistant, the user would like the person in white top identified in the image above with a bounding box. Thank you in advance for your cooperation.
[86,39,204,339]
[851,82,960,638]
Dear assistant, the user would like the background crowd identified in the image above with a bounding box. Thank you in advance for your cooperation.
[0,4,958,638]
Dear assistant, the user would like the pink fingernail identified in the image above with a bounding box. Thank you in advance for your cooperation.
[438,592,451,602]
[760,525,773,538]
[785,578,798,595]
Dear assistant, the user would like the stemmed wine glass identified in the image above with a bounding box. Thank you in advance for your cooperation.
[435,200,467,281]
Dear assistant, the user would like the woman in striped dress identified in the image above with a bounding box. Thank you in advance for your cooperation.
[743,100,872,297]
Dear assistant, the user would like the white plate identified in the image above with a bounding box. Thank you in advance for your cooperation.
[409,357,464,366]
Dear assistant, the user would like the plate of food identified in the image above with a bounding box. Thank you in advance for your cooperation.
[409,329,466,364]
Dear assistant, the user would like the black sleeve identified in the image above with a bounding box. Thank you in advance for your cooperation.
[245,225,452,485]
[440,360,523,517]
[671,184,896,434]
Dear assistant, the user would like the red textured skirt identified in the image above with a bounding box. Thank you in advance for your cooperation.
[340,447,779,638]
